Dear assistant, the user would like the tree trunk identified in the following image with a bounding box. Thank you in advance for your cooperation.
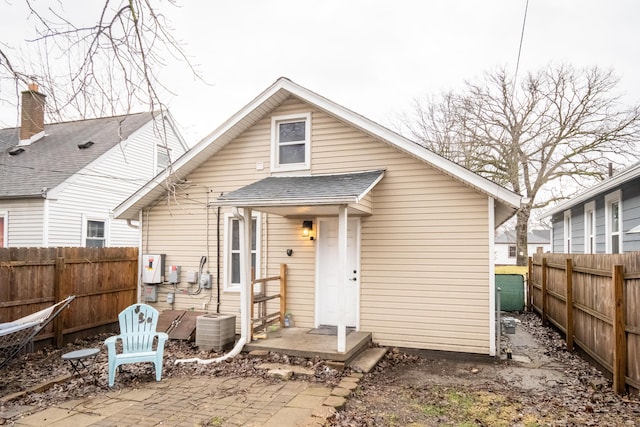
[515,203,532,266]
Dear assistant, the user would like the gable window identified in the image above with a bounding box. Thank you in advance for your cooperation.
[156,145,171,174]
[84,219,106,247]
[605,190,622,254]
[0,212,6,247]
[584,201,595,254]
[271,113,311,172]
[225,214,260,291]
[508,245,516,258]
[564,210,572,253]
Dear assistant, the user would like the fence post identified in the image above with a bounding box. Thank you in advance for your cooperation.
[565,258,574,352]
[53,256,65,347]
[541,257,548,326]
[527,257,532,312]
[612,264,626,395]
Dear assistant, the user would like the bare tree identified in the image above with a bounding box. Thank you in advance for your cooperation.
[0,0,201,125]
[401,64,640,265]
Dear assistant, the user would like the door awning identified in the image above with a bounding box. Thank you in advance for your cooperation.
[216,170,385,217]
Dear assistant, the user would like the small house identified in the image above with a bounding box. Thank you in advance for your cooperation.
[115,78,522,356]
[0,85,188,248]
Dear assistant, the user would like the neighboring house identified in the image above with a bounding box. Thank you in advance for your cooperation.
[0,84,188,248]
[547,162,640,254]
[114,77,522,356]
[494,229,551,265]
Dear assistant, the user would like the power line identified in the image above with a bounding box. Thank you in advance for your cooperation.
[513,0,530,99]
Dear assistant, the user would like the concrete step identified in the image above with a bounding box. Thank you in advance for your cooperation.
[347,347,387,373]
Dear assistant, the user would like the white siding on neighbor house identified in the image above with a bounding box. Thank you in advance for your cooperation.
[495,242,551,265]
[141,98,496,354]
[46,119,185,247]
[0,199,45,247]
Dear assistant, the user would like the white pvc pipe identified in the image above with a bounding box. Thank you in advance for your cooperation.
[174,337,247,365]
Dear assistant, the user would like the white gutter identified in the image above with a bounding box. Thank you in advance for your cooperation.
[175,207,251,365]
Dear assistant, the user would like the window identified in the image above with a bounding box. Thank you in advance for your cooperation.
[271,113,311,172]
[605,190,622,254]
[156,145,171,174]
[508,245,516,258]
[564,210,572,253]
[225,214,260,291]
[0,212,6,247]
[584,201,595,253]
[85,219,106,247]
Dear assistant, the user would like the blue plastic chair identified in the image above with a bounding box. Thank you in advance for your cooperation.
[105,304,168,387]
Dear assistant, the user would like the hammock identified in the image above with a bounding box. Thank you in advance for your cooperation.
[0,295,75,369]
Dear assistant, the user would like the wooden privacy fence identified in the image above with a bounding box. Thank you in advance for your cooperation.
[0,247,138,348]
[529,252,640,394]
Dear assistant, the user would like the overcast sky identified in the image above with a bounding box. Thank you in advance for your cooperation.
[2,0,639,144]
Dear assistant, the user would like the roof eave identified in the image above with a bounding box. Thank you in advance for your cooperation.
[546,162,640,217]
[215,196,357,208]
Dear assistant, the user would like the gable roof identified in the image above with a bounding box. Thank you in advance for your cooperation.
[546,161,640,217]
[0,112,153,199]
[495,229,551,244]
[114,77,522,221]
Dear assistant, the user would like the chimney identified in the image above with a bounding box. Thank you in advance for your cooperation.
[19,83,46,144]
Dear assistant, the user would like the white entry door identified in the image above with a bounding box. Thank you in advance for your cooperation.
[316,217,360,327]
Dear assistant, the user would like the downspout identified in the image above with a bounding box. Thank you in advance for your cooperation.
[217,195,222,313]
[176,206,250,365]
[488,197,497,357]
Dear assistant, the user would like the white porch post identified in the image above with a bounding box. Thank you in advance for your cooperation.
[337,205,348,352]
[239,207,253,342]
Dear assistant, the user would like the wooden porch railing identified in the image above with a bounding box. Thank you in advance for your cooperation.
[250,264,287,339]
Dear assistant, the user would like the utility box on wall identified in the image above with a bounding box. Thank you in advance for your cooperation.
[144,285,158,302]
[142,254,165,284]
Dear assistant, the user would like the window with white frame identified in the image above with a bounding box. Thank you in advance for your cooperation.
[271,113,311,172]
[584,201,596,254]
[0,211,6,247]
[508,245,516,258]
[564,210,572,253]
[84,219,106,247]
[605,190,622,254]
[225,214,260,291]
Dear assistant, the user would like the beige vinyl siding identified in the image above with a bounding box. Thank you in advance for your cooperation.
[142,96,493,353]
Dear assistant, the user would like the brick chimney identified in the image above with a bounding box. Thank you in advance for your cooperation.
[19,83,46,144]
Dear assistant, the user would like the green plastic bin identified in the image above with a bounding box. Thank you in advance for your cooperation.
[496,274,524,311]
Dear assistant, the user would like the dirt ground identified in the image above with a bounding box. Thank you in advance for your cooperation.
[1,313,639,426]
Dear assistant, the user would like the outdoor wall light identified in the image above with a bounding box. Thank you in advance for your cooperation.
[301,220,315,240]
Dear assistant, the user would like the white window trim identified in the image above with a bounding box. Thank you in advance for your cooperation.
[81,214,109,248]
[0,210,7,248]
[563,210,572,253]
[584,201,596,254]
[270,113,311,173]
[605,190,622,254]
[223,212,261,292]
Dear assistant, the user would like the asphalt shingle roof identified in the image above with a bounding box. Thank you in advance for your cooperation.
[0,113,152,198]
[218,170,385,204]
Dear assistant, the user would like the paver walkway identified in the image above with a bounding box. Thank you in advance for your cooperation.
[11,375,349,426]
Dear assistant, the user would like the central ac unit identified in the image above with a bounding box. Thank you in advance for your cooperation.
[196,314,236,351]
